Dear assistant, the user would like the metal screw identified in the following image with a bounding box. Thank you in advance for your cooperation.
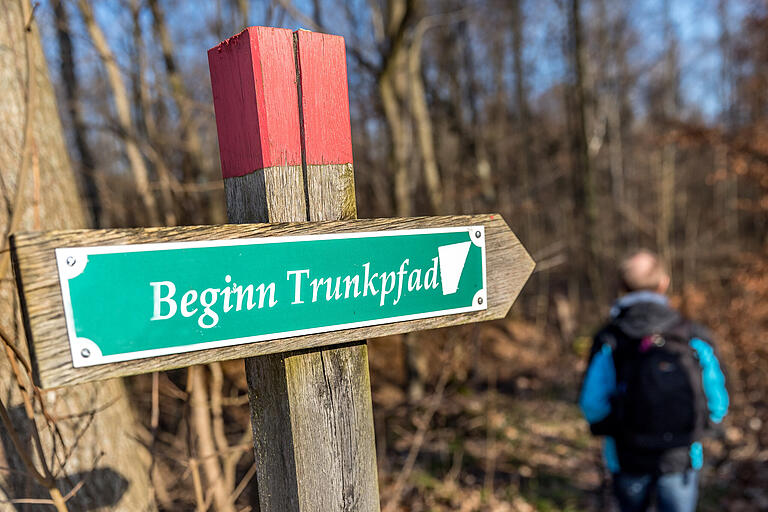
[477,297,484,305]
[475,231,482,238]
[81,348,90,358]
[66,256,76,266]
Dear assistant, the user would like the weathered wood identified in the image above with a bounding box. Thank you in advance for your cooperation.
[244,31,380,512]
[207,26,302,177]
[211,26,381,511]
[223,164,306,224]
[12,216,531,386]
[294,31,354,168]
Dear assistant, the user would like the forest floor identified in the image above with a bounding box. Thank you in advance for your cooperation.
[371,320,603,511]
[371,249,768,511]
[137,249,767,511]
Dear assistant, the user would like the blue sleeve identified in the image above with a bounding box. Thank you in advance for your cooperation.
[580,344,616,424]
[690,338,729,424]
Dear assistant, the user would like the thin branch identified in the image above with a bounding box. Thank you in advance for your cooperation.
[383,354,453,512]
[62,480,85,502]
[10,498,56,505]
[189,458,205,512]
[189,365,236,512]
[229,462,257,504]
[0,395,48,485]
[0,325,32,375]
[0,0,39,281]
[0,325,70,472]
[275,0,380,74]
[23,2,38,31]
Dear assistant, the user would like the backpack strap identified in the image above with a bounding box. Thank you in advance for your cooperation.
[660,318,709,443]
[660,317,693,344]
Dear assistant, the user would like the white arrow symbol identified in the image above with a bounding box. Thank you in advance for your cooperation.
[437,241,472,295]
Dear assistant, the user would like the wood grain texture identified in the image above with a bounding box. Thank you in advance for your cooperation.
[11,215,532,388]
[214,26,381,512]
[255,33,379,506]
[208,26,302,178]
[295,31,354,165]
[224,164,306,224]
[306,163,357,221]
[12,215,532,388]
[222,27,377,511]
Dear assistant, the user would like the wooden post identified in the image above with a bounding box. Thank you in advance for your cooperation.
[208,27,380,511]
[10,23,534,511]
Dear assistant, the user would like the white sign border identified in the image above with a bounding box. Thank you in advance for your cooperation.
[55,226,487,368]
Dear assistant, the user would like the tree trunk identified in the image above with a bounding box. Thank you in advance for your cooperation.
[77,0,160,226]
[379,0,412,218]
[568,0,602,305]
[408,17,443,214]
[189,366,236,512]
[129,0,177,227]
[511,0,534,196]
[0,2,155,510]
[717,0,739,244]
[147,0,206,187]
[658,0,678,275]
[52,0,101,228]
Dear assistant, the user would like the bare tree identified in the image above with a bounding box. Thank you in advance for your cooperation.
[409,7,444,214]
[567,0,602,305]
[0,2,154,510]
[52,0,101,227]
[378,0,414,217]
[147,0,207,187]
[77,0,160,226]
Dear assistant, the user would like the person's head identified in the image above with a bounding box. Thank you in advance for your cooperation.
[619,249,670,294]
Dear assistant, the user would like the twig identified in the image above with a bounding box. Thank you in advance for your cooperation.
[0,393,68,512]
[0,395,47,484]
[184,442,253,465]
[229,462,257,504]
[62,480,84,502]
[0,326,60,492]
[151,372,160,431]
[1,342,54,482]
[0,325,32,374]
[189,458,205,512]
[209,362,233,488]
[148,371,164,505]
[0,0,39,281]
[221,395,249,407]
[23,2,38,31]
[160,371,188,400]
[190,365,236,512]
[383,356,453,512]
[274,0,379,74]
[484,367,498,501]
[0,324,70,474]
[10,498,55,505]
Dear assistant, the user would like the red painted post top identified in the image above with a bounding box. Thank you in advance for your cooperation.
[295,30,354,166]
[208,27,355,177]
[208,27,302,178]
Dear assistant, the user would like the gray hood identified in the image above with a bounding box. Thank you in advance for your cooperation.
[610,292,681,339]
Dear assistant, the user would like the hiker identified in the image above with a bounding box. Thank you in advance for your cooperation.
[579,250,728,512]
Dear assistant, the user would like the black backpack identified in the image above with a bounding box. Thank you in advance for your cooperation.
[609,319,709,451]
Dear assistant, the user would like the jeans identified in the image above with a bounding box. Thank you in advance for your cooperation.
[613,470,699,512]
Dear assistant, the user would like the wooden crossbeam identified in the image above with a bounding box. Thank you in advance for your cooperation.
[11,215,531,388]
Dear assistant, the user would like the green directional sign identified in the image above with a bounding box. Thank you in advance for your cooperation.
[56,226,487,367]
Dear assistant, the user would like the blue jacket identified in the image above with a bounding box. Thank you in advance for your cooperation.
[579,292,728,474]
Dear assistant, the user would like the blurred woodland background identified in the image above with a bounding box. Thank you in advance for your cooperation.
[1,0,767,510]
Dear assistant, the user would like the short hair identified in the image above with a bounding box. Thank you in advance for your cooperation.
[619,249,668,292]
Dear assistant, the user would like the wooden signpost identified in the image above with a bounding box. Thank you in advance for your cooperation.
[10,26,534,511]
